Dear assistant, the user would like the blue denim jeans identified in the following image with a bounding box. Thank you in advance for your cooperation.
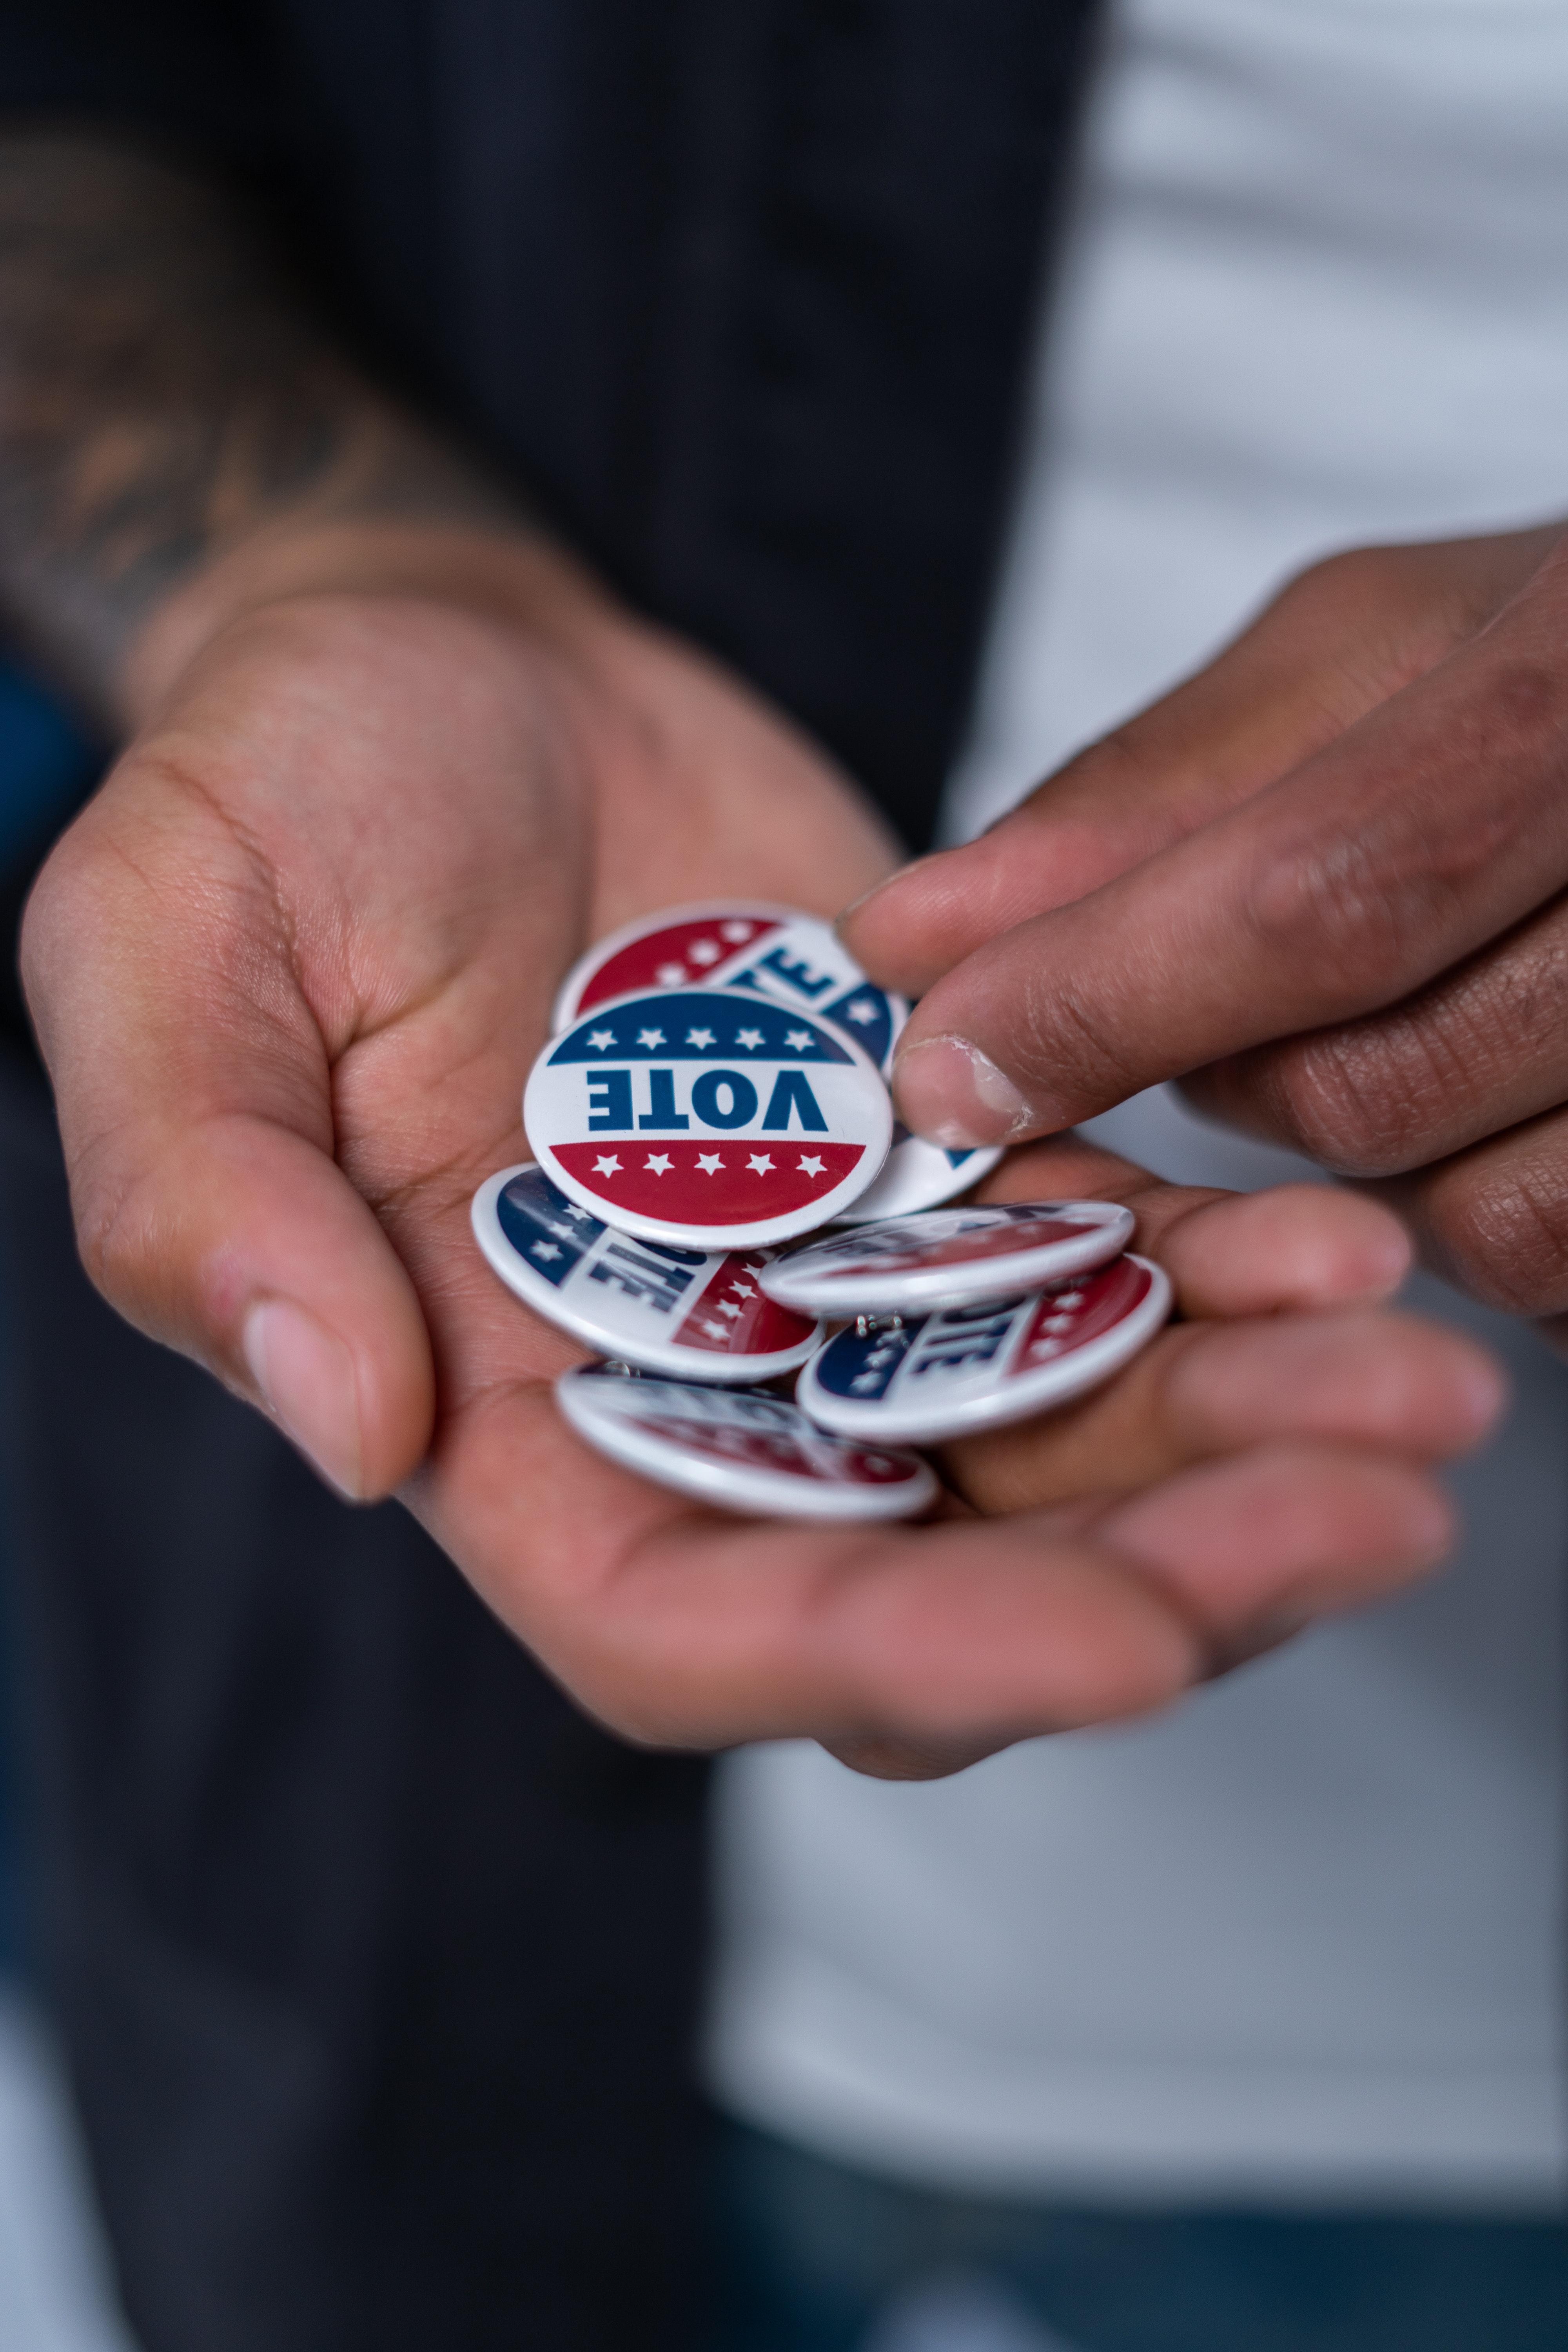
[713,2120,1568,2352]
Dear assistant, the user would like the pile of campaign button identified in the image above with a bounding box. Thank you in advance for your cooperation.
[550,900,1000,1221]
[555,1365,938,1521]
[472,902,1172,1518]
[794,1255,1173,1446]
[758,1201,1136,1318]
[472,1165,826,1380]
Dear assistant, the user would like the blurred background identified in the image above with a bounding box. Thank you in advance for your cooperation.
[1,5,1567,2345]
[0,653,136,2352]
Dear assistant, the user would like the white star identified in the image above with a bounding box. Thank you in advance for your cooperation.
[530,1240,562,1260]
[797,1155,825,1178]
[716,1300,743,1320]
[643,1152,673,1175]
[735,1027,765,1050]
[685,1026,716,1049]
[700,1319,731,1339]
[564,1204,594,1221]
[636,1026,666,1049]
[593,1154,622,1177]
[784,1028,815,1050]
[655,962,687,985]
[586,1028,617,1051]
[696,1152,725,1174]
[851,1372,884,1392]
[720,920,755,943]
[843,995,880,1024]
[727,1279,755,1298]
[747,1152,774,1176]
[547,1219,578,1239]
[688,939,722,965]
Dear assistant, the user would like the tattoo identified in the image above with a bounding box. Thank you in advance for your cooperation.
[0,131,514,718]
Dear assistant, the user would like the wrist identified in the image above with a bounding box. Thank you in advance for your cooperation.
[120,512,627,731]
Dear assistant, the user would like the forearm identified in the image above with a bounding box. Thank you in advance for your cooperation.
[0,127,554,726]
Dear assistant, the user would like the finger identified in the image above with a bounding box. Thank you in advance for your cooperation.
[942,1307,1505,1515]
[822,1432,1459,1779]
[431,1373,1452,1769]
[843,529,1561,996]
[426,1381,1200,1752]
[979,1137,1413,1314]
[885,543,1568,1149]
[1367,1100,1568,1318]
[1185,890,1568,1176]
[22,764,436,1500]
[1094,1441,1454,1640]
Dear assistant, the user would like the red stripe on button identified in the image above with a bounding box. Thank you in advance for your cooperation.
[552,1139,867,1225]
[576,918,785,1010]
[1007,1256,1152,1375]
[675,1254,817,1355]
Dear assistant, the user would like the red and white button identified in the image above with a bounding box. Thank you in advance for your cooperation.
[551,901,908,1076]
[795,1254,1172,1443]
[761,1200,1136,1317]
[556,1365,938,1520]
[472,1164,825,1380]
[524,986,891,1249]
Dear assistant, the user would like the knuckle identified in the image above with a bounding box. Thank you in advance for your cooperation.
[1262,1033,1416,1175]
[1246,825,1417,1004]
[1276,544,1385,615]
[1431,1156,1568,1315]
[1264,1004,1483,1177]
[1016,973,1147,1112]
[1245,654,1568,1013]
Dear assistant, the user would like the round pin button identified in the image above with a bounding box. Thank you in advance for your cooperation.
[556,1365,938,1520]
[551,900,908,1075]
[827,1131,1004,1225]
[524,986,893,1249]
[795,1253,1172,1444]
[761,1200,1137,1317]
[472,1163,825,1381]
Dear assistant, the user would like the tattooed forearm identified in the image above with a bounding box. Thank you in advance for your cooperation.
[0,129,515,718]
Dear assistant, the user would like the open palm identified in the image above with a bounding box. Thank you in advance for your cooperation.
[22,571,1499,1777]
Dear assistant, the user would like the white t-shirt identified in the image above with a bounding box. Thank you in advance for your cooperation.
[706,0,1568,2207]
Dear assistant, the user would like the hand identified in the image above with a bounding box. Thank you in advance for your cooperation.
[844,524,1568,1333]
[22,526,1499,1779]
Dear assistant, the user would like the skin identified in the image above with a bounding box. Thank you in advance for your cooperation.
[4,135,1505,1779]
[848,526,1568,1345]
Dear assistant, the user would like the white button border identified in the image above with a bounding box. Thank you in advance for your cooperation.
[795,1254,1173,1443]
[556,1367,939,1520]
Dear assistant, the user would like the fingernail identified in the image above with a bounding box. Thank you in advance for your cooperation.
[891,1035,1034,1149]
[242,1299,364,1501]
[835,857,933,940]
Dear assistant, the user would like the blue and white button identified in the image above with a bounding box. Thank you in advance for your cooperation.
[524,986,892,1249]
[556,1365,938,1520]
[551,900,908,1076]
[761,1200,1136,1318]
[795,1254,1172,1443]
[472,1164,826,1380]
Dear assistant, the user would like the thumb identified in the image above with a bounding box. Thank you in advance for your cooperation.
[22,782,435,1503]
